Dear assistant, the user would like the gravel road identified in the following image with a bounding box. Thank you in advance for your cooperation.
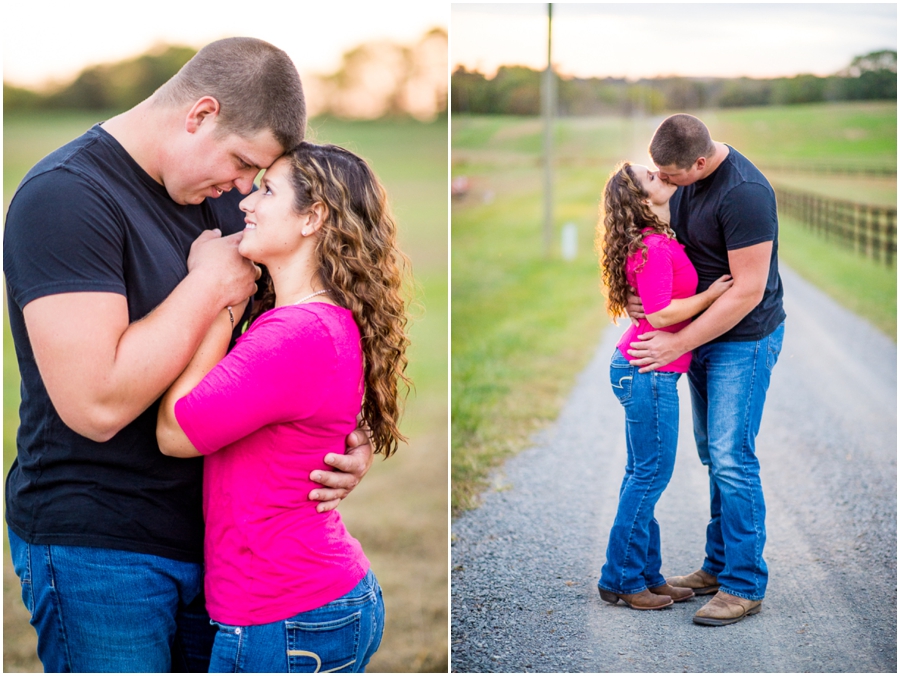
[450,265,897,673]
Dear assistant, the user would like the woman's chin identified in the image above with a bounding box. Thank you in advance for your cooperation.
[238,245,262,265]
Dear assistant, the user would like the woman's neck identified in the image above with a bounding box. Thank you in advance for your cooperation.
[267,252,330,307]
[649,202,671,225]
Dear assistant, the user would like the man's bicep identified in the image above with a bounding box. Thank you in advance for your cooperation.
[726,242,772,298]
[24,292,130,425]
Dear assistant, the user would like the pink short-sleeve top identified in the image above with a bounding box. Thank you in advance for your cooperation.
[616,232,699,373]
[175,303,369,625]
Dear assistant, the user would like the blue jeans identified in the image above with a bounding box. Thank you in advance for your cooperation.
[599,351,681,595]
[688,321,785,601]
[208,569,384,673]
[7,527,215,672]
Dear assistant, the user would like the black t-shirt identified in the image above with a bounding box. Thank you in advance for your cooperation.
[669,145,786,343]
[4,125,246,562]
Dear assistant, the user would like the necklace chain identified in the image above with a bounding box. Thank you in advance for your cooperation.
[293,289,329,305]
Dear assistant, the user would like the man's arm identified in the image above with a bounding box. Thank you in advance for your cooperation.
[309,428,375,513]
[25,230,258,442]
[626,241,772,372]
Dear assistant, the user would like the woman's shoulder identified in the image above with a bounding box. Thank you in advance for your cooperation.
[641,231,677,248]
[249,303,359,348]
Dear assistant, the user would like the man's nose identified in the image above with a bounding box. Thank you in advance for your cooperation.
[234,177,255,195]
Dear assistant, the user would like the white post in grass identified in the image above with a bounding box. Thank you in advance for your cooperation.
[562,222,577,261]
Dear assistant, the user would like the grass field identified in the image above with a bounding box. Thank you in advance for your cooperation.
[451,101,897,513]
[3,112,449,672]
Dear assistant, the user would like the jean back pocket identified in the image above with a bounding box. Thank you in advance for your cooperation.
[286,612,361,673]
[610,355,634,403]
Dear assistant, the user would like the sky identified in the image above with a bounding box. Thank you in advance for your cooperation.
[451,3,897,80]
[3,1,448,88]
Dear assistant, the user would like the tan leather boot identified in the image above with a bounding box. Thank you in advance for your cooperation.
[693,591,762,626]
[648,583,695,602]
[598,588,673,610]
[666,568,720,595]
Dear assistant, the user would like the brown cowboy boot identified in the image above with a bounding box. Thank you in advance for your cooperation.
[648,583,695,602]
[693,591,762,626]
[598,588,673,610]
[666,568,720,595]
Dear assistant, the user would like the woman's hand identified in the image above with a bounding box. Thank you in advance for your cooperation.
[705,274,734,301]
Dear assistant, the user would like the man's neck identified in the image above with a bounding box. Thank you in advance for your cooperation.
[101,100,168,185]
[699,142,730,180]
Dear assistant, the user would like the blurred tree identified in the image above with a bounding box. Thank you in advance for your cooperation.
[311,28,448,120]
[770,74,828,105]
[843,49,897,77]
[835,49,897,100]
[43,45,196,112]
[5,30,449,121]
[3,45,196,113]
[451,66,495,114]
[3,83,43,112]
[493,66,542,115]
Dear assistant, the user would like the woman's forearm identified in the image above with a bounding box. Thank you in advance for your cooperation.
[645,289,718,328]
[156,307,238,457]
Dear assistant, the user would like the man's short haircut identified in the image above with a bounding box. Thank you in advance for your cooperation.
[649,114,715,169]
[155,37,306,152]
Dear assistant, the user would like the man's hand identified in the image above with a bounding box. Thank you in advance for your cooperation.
[309,428,375,513]
[187,229,259,308]
[627,330,683,373]
[625,288,645,326]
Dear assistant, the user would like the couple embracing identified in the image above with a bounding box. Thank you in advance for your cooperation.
[597,114,786,626]
[5,38,410,672]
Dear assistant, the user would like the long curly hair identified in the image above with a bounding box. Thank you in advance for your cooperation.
[597,161,675,321]
[249,142,411,457]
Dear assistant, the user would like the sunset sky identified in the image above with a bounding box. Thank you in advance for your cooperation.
[3,1,448,88]
[452,3,897,80]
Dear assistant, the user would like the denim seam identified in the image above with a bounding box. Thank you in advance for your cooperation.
[615,373,663,595]
[719,587,763,603]
[234,624,246,671]
[740,340,764,599]
[45,546,73,671]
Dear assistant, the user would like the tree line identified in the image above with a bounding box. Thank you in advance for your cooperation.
[4,29,448,121]
[452,50,897,116]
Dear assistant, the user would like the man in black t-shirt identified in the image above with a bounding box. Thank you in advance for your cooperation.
[626,114,786,626]
[5,38,373,672]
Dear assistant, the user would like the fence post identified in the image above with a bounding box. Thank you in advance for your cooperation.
[888,210,897,267]
[774,185,897,267]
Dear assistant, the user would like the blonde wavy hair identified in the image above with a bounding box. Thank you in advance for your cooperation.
[598,161,675,321]
[250,142,411,457]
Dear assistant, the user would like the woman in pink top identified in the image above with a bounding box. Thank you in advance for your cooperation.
[156,142,410,672]
[596,162,732,611]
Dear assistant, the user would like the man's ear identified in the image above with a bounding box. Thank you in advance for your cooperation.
[185,96,221,134]
[694,156,707,172]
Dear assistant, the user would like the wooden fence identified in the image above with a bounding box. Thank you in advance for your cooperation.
[761,164,896,177]
[775,186,897,266]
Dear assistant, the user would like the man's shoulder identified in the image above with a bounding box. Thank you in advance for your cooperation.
[13,127,115,201]
[721,146,772,189]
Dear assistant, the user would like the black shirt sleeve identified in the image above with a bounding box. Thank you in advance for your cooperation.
[718,181,778,250]
[5,169,127,309]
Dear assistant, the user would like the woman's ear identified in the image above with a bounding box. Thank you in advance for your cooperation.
[302,202,328,237]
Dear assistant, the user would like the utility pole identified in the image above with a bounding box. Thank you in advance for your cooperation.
[541,3,555,256]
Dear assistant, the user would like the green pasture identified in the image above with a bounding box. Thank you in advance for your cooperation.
[3,113,448,673]
[452,102,897,513]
